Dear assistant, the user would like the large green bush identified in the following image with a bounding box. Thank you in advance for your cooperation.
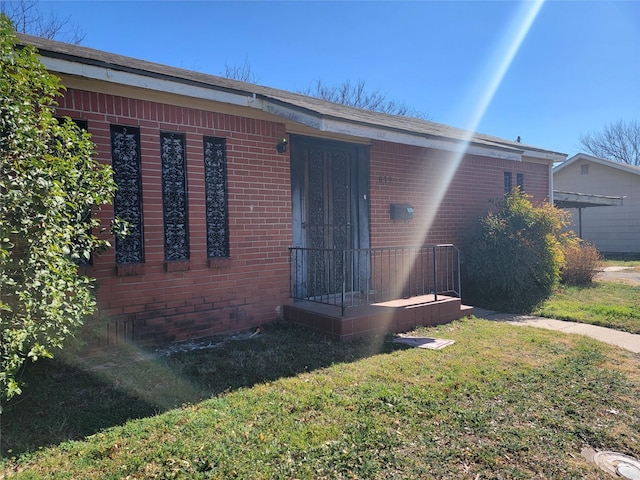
[463,189,569,313]
[0,15,117,400]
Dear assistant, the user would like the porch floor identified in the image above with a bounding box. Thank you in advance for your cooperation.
[283,294,474,341]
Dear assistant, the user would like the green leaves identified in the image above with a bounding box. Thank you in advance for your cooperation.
[464,189,570,313]
[0,14,116,400]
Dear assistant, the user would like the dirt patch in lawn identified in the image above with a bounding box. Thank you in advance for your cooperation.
[596,266,640,286]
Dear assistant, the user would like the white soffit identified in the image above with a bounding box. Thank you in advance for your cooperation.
[43,55,526,162]
[41,56,256,108]
[264,101,524,161]
[522,150,565,163]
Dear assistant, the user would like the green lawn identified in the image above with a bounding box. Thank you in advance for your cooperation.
[602,253,640,267]
[535,281,640,334]
[1,319,639,479]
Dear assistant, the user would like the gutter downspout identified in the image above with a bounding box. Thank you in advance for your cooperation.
[549,162,554,204]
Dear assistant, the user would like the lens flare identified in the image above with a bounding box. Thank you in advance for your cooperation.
[366,1,545,352]
[417,0,545,245]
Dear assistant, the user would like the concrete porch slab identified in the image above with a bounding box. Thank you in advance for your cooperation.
[283,295,473,341]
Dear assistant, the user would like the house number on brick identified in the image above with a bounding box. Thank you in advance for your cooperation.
[378,175,393,184]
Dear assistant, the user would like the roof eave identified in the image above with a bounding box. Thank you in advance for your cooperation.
[22,33,562,162]
[555,153,640,175]
[520,149,566,163]
[553,190,625,208]
[42,52,524,161]
[261,97,524,161]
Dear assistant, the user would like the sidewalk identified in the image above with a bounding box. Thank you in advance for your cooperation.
[474,308,640,354]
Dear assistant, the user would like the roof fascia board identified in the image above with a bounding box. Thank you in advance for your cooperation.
[40,54,548,164]
[554,191,624,207]
[520,149,565,163]
[46,55,474,156]
[553,154,581,173]
[586,154,640,175]
[41,56,258,109]
[262,99,323,130]
[555,153,640,175]
[263,99,522,161]
[320,116,523,161]
[56,74,285,125]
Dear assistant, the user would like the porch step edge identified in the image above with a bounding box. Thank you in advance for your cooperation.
[460,304,474,317]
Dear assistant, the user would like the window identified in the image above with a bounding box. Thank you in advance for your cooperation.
[111,125,144,264]
[504,171,512,193]
[203,137,229,258]
[516,173,524,190]
[160,132,189,261]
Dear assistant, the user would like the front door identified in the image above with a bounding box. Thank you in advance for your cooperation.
[290,136,369,298]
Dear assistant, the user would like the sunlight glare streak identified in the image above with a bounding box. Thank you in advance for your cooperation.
[416,0,545,245]
[461,0,545,135]
[371,1,545,348]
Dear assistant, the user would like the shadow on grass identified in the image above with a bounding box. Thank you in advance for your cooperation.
[1,323,402,457]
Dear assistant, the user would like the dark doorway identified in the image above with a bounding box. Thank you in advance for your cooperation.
[290,136,370,298]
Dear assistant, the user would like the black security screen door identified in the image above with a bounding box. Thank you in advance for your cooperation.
[305,146,352,250]
[290,136,370,297]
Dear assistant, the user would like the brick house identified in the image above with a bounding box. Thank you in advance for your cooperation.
[20,34,566,345]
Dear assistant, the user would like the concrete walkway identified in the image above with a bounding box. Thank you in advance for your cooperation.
[474,308,640,354]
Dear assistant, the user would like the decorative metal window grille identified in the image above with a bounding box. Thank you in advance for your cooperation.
[203,137,229,258]
[504,171,512,193]
[516,173,524,190]
[161,132,189,261]
[111,125,144,264]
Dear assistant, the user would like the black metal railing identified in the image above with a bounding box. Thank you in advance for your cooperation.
[289,244,461,315]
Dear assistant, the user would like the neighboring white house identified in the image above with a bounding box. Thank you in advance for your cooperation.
[554,153,639,254]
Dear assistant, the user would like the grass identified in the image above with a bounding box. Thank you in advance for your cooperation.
[1,319,639,479]
[602,253,640,268]
[534,272,640,334]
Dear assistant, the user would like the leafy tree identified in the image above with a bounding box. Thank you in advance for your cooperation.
[300,79,428,119]
[463,189,571,313]
[1,0,85,43]
[0,15,116,400]
[579,119,640,166]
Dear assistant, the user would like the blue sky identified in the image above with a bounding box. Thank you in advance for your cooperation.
[38,1,639,157]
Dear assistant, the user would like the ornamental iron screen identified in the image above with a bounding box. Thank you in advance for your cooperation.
[111,125,144,264]
[160,132,189,261]
[203,136,229,258]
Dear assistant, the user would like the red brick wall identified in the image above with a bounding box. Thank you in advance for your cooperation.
[56,88,292,345]
[369,141,550,248]
[56,87,550,345]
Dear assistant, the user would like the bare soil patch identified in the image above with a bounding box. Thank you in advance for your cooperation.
[595,266,640,286]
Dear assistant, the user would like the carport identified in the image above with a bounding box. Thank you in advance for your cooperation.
[553,190,624,238]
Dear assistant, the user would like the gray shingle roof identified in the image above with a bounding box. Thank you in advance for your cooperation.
[18,33,564,159]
